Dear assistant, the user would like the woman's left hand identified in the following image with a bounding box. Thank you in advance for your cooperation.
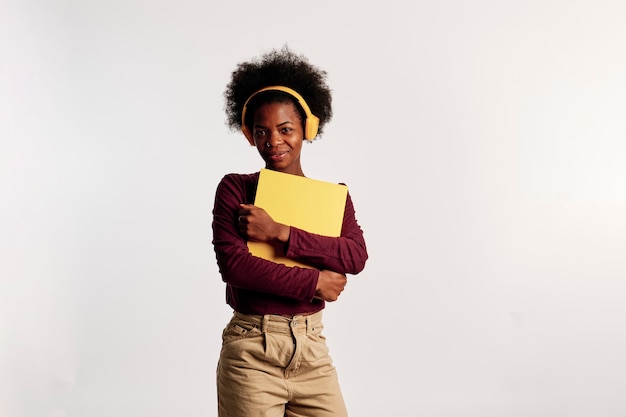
[237,204,290,243]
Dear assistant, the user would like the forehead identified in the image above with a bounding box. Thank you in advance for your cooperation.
[253,101,302,121]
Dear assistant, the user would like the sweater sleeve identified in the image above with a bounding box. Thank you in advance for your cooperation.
[212,174,319,301]
[285,191,368,274]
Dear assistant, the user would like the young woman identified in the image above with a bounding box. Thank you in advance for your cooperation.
[212,47,368,417]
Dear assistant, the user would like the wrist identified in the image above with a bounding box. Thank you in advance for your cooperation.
[276,224,290,244]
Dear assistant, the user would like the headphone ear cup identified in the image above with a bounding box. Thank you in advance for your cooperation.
[304,115,320,141]
[241,126,255,146]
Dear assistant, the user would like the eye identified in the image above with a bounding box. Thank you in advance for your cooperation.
[280,127,293,134]
[254,129,267,137]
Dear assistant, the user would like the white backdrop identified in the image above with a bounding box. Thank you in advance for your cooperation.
[2,1,626,416]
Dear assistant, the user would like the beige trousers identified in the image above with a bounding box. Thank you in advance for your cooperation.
[217,311,348,417]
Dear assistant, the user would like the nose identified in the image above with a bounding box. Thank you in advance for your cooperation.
[266,130,283,147]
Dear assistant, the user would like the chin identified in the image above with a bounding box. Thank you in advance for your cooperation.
[266,161,288,170]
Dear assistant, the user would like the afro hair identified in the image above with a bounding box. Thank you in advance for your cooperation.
[224,46,333,138]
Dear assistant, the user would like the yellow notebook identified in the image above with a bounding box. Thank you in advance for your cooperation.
[248,168,348,268]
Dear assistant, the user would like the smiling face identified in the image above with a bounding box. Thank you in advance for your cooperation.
[252,101,305,176]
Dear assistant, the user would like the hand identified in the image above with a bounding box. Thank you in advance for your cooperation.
[237,204,290,243]
[315,270,347,302]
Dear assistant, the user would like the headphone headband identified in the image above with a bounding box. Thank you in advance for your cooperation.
[240,85,320,145]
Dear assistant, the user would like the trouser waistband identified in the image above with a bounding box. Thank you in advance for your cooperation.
[233,310,323,333]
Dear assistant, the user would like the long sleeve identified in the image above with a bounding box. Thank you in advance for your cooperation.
[285,192,368,274]
[212,172,369,315]
[212,173,319,302]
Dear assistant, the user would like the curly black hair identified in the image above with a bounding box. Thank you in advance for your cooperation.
[224,46,333,138]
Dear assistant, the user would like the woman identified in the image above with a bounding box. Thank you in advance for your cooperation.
[212,47,368,417]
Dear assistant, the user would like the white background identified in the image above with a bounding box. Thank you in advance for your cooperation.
[2,1,626,416]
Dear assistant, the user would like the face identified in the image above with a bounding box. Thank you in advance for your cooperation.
[252,101,305,176]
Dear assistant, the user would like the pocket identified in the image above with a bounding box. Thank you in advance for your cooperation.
[303,322,330,364]
[221,321,262,345]
[310,322,326,341]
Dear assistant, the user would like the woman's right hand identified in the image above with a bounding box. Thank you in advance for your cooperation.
[315,270,347,302]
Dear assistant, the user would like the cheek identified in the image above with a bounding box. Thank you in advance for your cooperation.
[293,142,304,156]
[254,136,267,147]
[288,137,302,149]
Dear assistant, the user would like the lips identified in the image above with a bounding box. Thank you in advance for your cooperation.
[266,150,289,162]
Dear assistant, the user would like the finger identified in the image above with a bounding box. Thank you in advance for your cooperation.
[238,204,251,216]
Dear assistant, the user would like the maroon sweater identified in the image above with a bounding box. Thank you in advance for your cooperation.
[212,172,368,315]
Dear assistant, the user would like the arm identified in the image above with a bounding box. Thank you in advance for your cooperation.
[212,174,319,301]
[235,197,358,302]
[285,192,368,274]
[238,191,368,275]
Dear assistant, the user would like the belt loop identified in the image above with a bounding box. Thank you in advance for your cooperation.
[261,315,269,333]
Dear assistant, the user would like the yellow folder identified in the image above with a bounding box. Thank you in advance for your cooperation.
[248,168,348,268]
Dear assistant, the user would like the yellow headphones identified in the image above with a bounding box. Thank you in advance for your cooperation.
[240,85,320,145]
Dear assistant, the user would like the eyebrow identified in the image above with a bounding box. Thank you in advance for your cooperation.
[254,121,294,129]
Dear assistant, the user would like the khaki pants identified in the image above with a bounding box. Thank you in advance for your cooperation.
[217,311,348,417]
